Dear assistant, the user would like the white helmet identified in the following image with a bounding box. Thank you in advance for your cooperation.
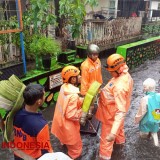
[87,44,100,57]
[143,78,156,92]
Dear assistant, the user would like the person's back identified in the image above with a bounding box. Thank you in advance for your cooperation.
[14,109,52,158]
[135,78,160,146]
[13,84,53,160]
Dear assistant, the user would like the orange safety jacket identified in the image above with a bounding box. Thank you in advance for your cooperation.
[96,70,133,135]
[51,83,83,145]
[80,57,103,96]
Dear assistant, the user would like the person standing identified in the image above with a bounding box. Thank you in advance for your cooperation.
[13,84,53,160]
[80,44,102,96]
[96,53,133,160]
[51,65,83,160]
[135,78,160,146]
[80,44,103,118]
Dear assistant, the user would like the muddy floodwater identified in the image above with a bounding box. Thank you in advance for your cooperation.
[0,54,160,160]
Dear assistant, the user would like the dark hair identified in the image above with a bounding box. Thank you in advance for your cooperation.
[23,84,44,105]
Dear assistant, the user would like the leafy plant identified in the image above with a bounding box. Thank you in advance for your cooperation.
[21,0,57,66]
[23,0,57,34]
[29,35,61,57]
[59,0,98,39]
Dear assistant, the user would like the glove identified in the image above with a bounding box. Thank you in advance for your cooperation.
[106,133,116,142]
[80,112,87,126]
[87,105,94,120]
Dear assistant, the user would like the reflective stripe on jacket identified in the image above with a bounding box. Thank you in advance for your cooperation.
[96,71,133,135]
[80,57,103,95]
[51,83,83,145]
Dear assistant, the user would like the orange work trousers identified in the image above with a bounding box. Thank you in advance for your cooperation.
[66,139,82,159]
[99,120,125,159]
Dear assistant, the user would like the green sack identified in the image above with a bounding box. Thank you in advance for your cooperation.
[0,75,26,142]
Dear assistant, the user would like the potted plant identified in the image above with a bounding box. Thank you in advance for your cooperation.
[29,35,61,70]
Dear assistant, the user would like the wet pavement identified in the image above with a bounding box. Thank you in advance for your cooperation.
[0,54,160,160]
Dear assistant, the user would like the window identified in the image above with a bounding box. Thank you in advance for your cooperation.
[110,0,115,9]
[158,3,160,10]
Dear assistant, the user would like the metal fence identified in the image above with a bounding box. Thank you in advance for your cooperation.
[76,17,142,49]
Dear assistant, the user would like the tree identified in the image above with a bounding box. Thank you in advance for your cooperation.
[59,0,98,39]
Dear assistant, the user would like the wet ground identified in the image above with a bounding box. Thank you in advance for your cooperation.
[0,54,160,160]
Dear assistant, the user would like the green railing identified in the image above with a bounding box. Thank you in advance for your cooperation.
[116,36,160,69]
[21,58,83,108]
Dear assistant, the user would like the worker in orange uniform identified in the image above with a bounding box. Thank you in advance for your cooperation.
[51,65,84,160]
[80,44,103,118]
[96,54,133,160]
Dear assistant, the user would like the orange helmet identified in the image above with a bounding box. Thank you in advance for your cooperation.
[105,54,125,71]
[61,65,80,83]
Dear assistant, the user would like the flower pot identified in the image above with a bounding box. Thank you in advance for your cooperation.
[76,45,87,58]
[57,50,76,64]
[67,40,76,50]
[42,55,51,70]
